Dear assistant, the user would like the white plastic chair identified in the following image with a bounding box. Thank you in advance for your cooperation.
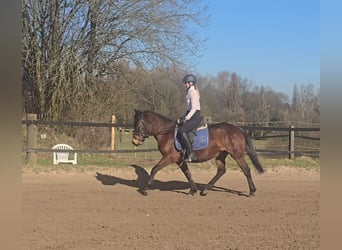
[52,144,77,165]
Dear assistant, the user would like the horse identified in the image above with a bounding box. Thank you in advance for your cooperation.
[131,109,265,196]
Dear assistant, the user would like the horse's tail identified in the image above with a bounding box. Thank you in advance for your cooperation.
[240,128,265,174]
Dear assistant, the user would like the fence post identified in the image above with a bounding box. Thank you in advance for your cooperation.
[289,125,295,159]
[111,115,116,150]
[26,114,38,166]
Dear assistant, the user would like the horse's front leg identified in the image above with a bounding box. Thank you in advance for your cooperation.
[178,160,198,195]
[141,157,171,196]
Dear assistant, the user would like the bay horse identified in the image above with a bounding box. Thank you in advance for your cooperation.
[132,109,264,196]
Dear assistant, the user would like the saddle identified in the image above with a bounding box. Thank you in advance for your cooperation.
[174,118,209,151]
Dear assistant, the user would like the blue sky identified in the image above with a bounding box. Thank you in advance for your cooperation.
[194,0,320,98]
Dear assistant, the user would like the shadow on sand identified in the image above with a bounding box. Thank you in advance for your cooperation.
[95,164,247,196]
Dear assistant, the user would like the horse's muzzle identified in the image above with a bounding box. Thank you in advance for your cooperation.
[132,135,143,146]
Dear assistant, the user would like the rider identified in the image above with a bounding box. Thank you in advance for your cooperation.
[177,74,201,162]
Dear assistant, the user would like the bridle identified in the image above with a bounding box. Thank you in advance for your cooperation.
[132,112,177,144]
[132,115,150,143]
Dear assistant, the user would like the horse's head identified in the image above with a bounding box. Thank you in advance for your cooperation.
[132,109,150,146]
[132,109,177,146]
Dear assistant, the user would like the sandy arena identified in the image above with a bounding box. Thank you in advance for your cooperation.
[22,165,320,249]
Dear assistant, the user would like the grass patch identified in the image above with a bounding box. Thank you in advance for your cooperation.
[22,152,320,174]
[261,156,320,170]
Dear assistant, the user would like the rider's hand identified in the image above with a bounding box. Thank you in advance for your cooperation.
[177,117,186,125]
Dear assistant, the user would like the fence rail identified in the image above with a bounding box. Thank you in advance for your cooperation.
[22,115,320,165]
[23,148,158,153]
[22,120,117,128]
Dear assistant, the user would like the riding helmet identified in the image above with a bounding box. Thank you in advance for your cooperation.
[183,74,197,84]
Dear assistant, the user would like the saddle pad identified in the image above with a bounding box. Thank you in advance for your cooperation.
[174,127,209,151]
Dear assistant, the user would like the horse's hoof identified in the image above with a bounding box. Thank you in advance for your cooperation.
[188,190,197,196]
[200,190,208,196]
[140,190,148,196]
[248,193,255,197]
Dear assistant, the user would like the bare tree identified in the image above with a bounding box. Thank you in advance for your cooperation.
[290,83,319,124]
[22,0,209,120]
[255,86,269,124]
[226,72,245,123]
[22,0,89,119]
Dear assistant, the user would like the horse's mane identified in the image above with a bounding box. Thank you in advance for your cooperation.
[142,110,176,134]
[143,110,175,124]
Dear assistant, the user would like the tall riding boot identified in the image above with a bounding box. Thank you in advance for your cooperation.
[181,132,198,162]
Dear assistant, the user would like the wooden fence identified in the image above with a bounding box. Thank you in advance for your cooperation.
[22,114,320,166]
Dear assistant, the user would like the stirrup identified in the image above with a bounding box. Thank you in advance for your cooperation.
[181,149,192,163]
[186,152,198,162]
[180,149,187,162]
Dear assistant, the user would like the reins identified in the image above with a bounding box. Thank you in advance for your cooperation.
[138,125,175,138]
[153,125,176,136]
[134,112,176,139]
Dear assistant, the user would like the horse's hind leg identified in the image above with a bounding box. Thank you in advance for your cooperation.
[179,161,198,195]
[234,155,256,196]
[201,152,228,196]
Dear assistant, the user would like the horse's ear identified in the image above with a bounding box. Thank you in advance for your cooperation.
[134,109,141,116]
